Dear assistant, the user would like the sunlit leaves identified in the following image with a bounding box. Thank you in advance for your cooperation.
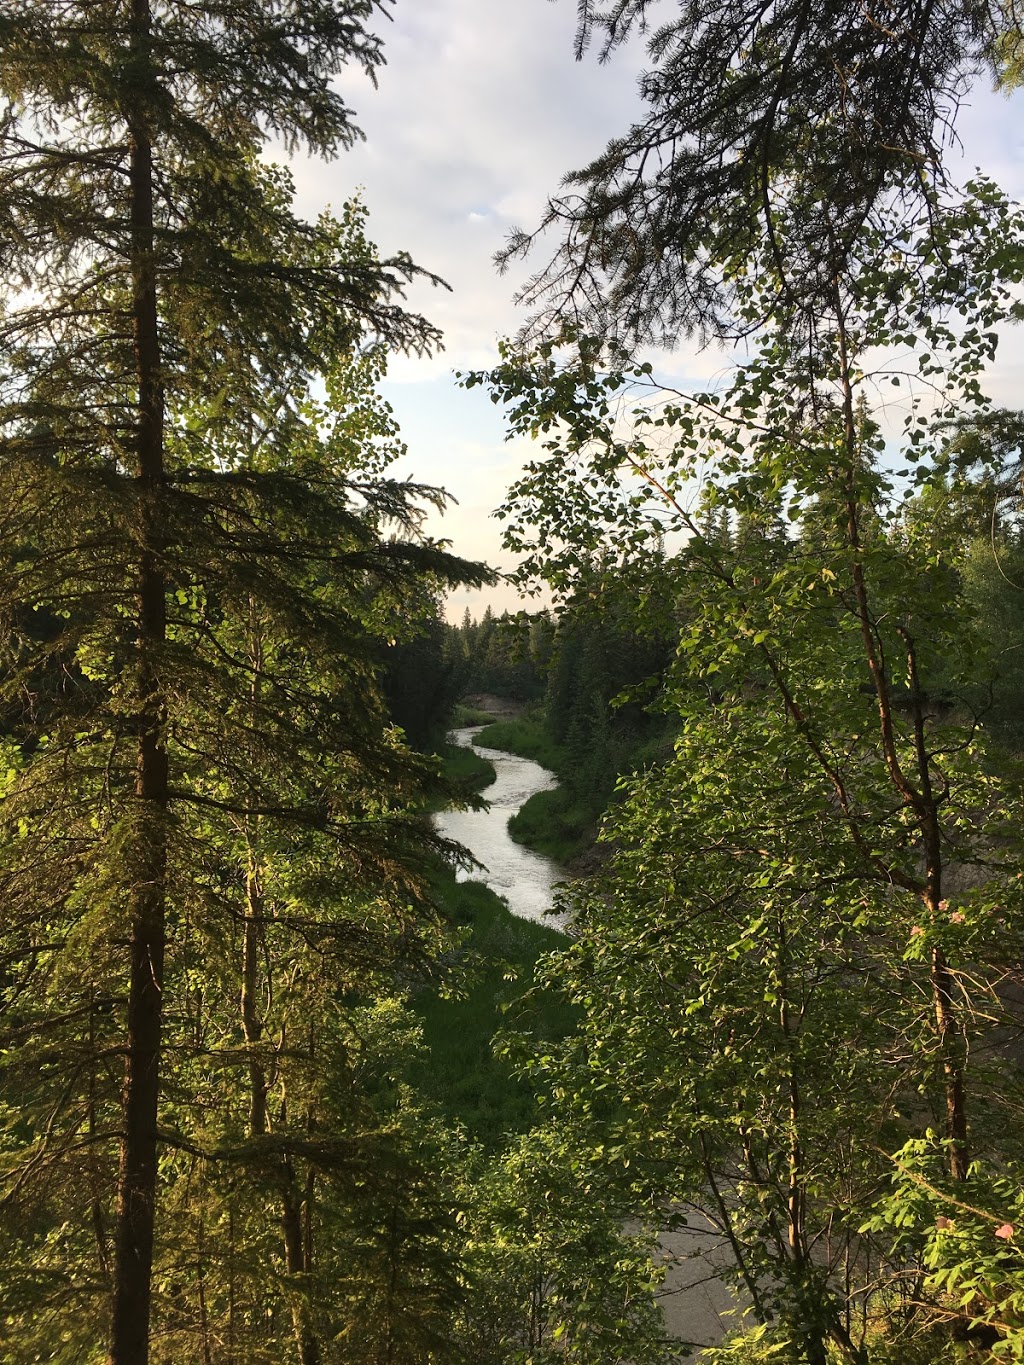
[478,176,1024,1359]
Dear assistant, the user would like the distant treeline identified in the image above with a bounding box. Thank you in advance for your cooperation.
[385,598,673,762]
[384,475,1024,867]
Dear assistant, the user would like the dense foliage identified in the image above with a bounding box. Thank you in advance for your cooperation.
[478,175,1024,1360]
[5,1,1024,1363]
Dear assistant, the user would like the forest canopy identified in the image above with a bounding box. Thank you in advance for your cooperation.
[2,1,1024,1363]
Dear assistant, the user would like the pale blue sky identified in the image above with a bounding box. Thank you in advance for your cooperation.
[287,0,1024,619]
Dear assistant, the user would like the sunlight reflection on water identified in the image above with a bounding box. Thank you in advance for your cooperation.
[435,726,566,928]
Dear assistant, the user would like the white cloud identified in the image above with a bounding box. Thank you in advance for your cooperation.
[285,0,647,376]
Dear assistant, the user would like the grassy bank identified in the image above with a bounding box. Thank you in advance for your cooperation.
[507,788,594,864]
[475,712,677,866]
[474,717,595,862]
[437,739,496,793]
[411,865,572,1147]
[474,716,563,771]
[451,702,497,726]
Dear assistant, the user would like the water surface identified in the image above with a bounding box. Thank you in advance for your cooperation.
[436,726,565,927]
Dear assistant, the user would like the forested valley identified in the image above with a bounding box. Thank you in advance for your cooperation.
[3,1,1024,1363]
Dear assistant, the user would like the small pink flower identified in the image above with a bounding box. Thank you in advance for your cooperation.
[995,1223,1015,1241]
[910,925,924,937]
[936,1216,953,1231]
[939,900,949,911]
[950,911,965,924]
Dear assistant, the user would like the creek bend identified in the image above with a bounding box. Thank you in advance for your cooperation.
[436,725,567,928]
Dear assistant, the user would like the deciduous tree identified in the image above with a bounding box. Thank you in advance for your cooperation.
[480,180,1024,1358]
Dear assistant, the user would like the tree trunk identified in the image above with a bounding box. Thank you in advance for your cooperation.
[110,1,168,1359]
[932,942,969,1179]
[834,288,969,1182]
[282,1169,321,1365]
[242,852,268,1136]
[907,627,969,1181]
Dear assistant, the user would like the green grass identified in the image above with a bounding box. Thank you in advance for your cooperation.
[473,718,596,862]
[474,717,565,772]
[507,787,594,864]
[452,702,497,726]
[437,740,496,792]
[410,865,574,1148]
[418,742,495,815]
[478,714,678,865]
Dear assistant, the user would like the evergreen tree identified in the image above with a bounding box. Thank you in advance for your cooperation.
[382,600,471,748]
[0,5,487,1360]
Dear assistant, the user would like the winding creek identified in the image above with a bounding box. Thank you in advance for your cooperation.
[435,725,567,928]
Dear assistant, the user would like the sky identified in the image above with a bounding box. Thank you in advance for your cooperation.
[285,0,1024,621]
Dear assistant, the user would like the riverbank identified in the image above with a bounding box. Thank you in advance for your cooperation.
[438,737,495,793]
[410,865,572,1147]
[418,727,573,1146]
[443,719,743,1354]
[459,692,528,723]
[435,725,565,926]
[472,715,596,865]
[474,705,676,869]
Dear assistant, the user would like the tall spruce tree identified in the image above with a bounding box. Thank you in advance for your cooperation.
[0,5,488,1361]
